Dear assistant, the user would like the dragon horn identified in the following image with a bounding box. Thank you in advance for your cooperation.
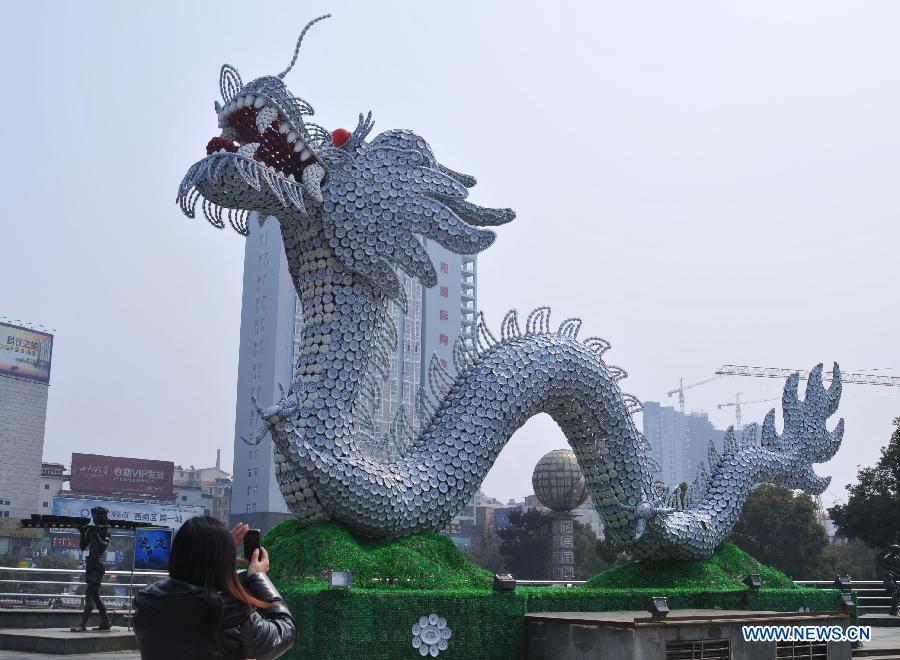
[277,14,332,79]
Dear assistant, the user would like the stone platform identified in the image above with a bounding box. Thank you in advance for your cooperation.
[0,609,136,655]
[0,628,137,655]
[526,609,853,660]
[0,609,128,630]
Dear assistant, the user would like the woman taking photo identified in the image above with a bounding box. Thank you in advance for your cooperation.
[134,517,295,659]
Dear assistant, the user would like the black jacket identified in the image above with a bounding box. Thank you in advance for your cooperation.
[133,572,295,660]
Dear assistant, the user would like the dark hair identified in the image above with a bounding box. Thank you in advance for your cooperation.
[168,516,270,654]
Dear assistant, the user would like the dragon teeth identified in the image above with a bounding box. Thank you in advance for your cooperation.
[255,106,278,135]
[302,163,325,203]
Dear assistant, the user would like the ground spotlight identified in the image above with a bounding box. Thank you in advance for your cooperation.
[837,592,854,611]
[743,574,761,590]
[646,596,669,619]
[833,575,852,591]
[328,570,353,589]
[493,573,516,591]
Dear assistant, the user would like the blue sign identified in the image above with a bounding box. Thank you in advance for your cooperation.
[134,528,172,571]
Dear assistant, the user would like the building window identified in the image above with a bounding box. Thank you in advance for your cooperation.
[42,502,48,508]
[249,450,253,460]
[246,504,251,513]
[247,486,251,496]
[248,468,252,478]
[252,503,257,513]
[440,286,448,297]
[439,310,448,321]
[44,484,49,489]
[254,467,259,477]
[253,485,258,495]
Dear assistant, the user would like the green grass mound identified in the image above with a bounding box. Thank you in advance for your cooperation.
[263,519,492,590]
[584,542,798,591]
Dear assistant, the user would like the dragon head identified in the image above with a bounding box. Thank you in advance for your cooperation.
[177,15,515,307]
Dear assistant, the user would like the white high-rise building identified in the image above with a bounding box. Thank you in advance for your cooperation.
[0,321,53,520]
[230,219,299,532]
[230,220,476,533]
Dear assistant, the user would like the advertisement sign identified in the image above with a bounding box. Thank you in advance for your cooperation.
[52,496,202,531]
[70,453,174,498]
[0,322,53,383]
[491,508,518,529]
[134,528,173,571]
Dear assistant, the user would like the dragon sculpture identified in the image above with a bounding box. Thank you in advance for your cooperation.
[177,16,844,560]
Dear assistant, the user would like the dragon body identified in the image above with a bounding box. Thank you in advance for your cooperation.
[178,17,844,560]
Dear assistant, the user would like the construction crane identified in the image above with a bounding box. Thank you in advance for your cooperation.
[716,365,900,387]
[716,394,779,430]
[667,375,721,414]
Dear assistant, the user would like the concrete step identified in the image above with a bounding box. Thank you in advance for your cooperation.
[0,609,128,630]
[0,627,137,655]
[862,615,900,628]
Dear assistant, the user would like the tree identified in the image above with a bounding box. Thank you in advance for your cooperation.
[461,532,504,574]
[595,535,630,567]
[495,509,610,579]
[572,518,606,579]
[829,418,900,549]
[728,485,828,580]
[496,510,551,579]
[32,553,79,594]
[819,539,880,581]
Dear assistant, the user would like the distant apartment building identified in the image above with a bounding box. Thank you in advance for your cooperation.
[38,462,67,512]
[173,453,232,525]
[641,402,759,487]
[231,216,477,533]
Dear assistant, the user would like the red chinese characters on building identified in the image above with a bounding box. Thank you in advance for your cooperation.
[440,286,448,298]
[439,310,448,321]
[440,359,449,369]
[440,262,449,274]
[439,334,449,345]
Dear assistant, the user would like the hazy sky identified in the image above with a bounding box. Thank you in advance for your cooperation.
[3,1,898,508]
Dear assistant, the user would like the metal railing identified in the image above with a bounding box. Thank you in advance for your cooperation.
[794,580,891,614]
[0,566,167,611]
[509,579,892,614]
[0,569,890,614]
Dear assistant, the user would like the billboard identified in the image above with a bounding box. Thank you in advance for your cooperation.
[0,322,53,383]
[491,507,519,529]
[52,496,202,531]
[134,528,173,570]
[71,453,174,498]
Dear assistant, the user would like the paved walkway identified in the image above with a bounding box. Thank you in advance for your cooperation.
[864,625,900,650]
[0,654,138,659]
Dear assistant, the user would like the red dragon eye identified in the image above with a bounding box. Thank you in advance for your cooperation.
[331,128,350,147]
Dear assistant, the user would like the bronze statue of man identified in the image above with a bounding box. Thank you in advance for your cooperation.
[70,506,111,632]
[883,544,900,617]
